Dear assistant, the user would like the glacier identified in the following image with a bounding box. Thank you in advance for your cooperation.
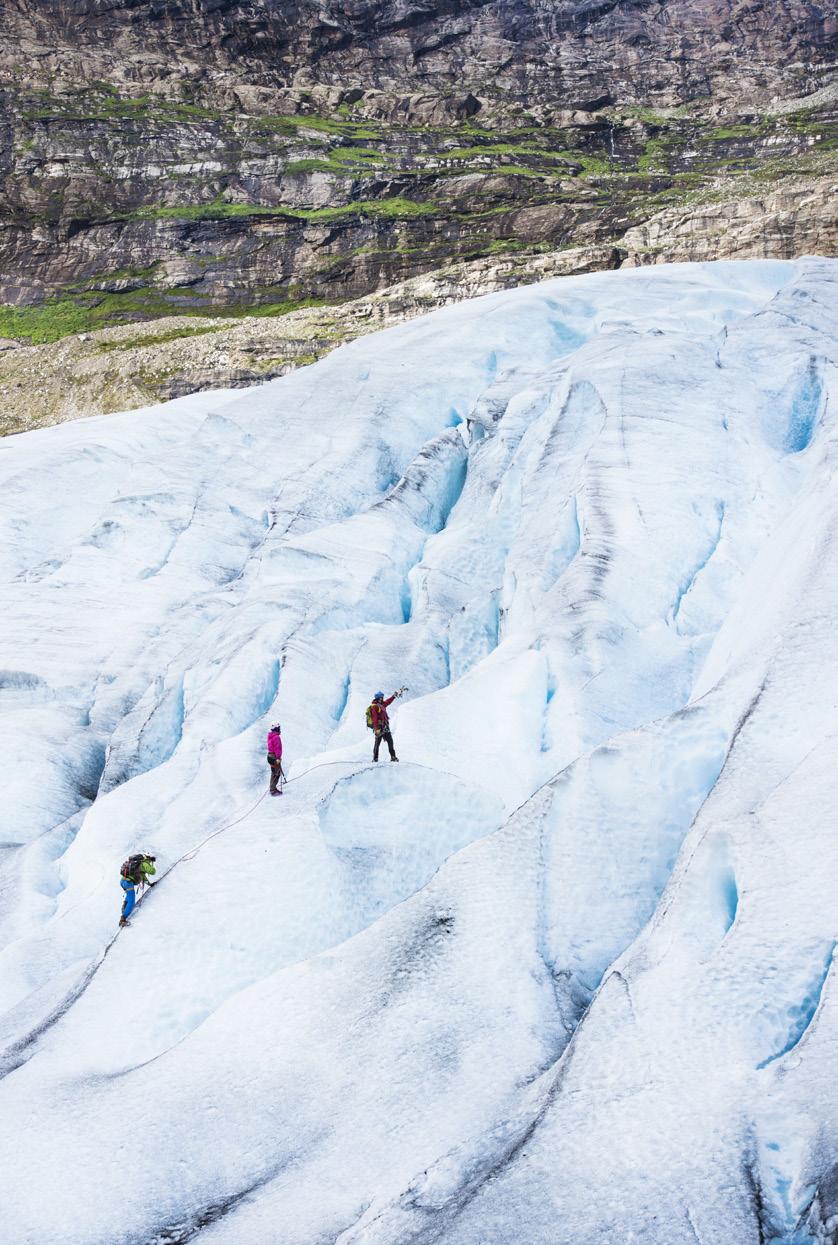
[0,257,836,1244]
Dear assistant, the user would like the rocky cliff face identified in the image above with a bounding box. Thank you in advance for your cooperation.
[2,169,834,435]
[0,0,835,363]
[5,0,834,110]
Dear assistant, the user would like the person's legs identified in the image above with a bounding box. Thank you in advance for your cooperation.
[385,730,397,760]
[373,731,382,761]
[269,758,280,794]
[120,879,136,921]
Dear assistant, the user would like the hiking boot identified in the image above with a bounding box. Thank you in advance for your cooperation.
[391,756,399,762]
[271,789,282,796]
[119,918,131,928]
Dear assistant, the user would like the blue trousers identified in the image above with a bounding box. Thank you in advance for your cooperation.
[120,878,136,919]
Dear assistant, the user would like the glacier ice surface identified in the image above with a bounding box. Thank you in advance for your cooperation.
[0,258,837,1244]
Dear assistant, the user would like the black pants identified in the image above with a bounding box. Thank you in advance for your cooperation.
[373,729,396,761]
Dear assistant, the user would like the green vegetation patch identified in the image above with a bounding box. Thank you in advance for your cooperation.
[331,147,388,164]
[706,122,769,141]
[635,132,687,174]
[240,297,331,319]
[554,150,612,176]
[0,296,126,343]
[444,140,580,164]
[138,196,437,223]
[255,352,322,372]
[20,86,227,125]
[781,109,838,139]
[284,147,389,177]
[0,284,341,345]
[96,324,228,353]
[444,142,542,160]
[480,165,559,179]
[64,263,163,292]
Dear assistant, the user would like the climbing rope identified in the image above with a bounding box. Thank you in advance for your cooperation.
[169,760,365,861]
[154,753,474,880]
[46,754,474,931]
[175,791,270,865]
[0,752,487,1077]
[138,760,365,889]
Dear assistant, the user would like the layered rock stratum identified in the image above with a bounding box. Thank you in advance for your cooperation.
[0,0,835,425]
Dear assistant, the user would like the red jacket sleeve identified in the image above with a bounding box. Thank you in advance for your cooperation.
[383,695,396,707]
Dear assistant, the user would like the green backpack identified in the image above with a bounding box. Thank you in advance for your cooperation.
[365,705,375,730]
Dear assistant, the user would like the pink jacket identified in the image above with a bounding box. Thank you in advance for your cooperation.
[267,730,282,759]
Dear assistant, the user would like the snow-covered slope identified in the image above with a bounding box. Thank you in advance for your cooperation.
[1,258,836,1245]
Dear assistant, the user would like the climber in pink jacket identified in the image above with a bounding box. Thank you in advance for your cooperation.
[267,723,284,796]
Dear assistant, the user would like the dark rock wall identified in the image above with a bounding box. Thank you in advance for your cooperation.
[5,0,835,106]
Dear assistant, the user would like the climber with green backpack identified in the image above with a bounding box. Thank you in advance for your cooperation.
[366,688,407,762]
[119,853,156,926]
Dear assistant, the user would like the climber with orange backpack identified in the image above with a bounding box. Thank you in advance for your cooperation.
[366,688,407,761]
[118,853,156,926]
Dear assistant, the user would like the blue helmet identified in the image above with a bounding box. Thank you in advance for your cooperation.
[373,691,384,701]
